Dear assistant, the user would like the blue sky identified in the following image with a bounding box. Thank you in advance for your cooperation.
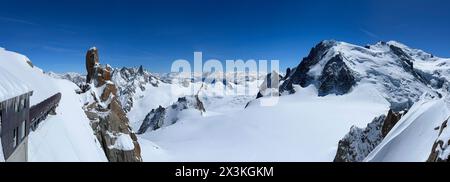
[1,0,450,73]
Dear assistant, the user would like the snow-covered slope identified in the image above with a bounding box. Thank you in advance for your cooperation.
[139,84,389,161]
[135,40,450,162]
[280,40,450,111]
[364,96,450,162]
[28,79,107,161]
[0,48,107,162]
[111,66,160,113]
[126,72,262,131]
[46,71,86,87]
[11,39,450,162]
[126,81,186,130]
[0,48,57,105]
[137,96,205,134]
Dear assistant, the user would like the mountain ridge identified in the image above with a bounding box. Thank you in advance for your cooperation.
[277,40,450,111]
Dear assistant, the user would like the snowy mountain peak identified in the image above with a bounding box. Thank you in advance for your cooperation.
[319,39,339,46]
[278,40,449,111]
[386,40,408,48]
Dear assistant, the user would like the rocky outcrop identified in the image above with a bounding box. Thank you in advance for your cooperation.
[317,54,356,96]
[389,44,429,85]
[381,109,406,137]
[256,71,282,99]
[81,47,142,162]
[96,64,112,86]
[86,47,99,84]
[427,118,450,162]
[334,115,385,162]
[283,68,291,80]
[111,66,160,112]
[334,109,406,162]
[137,106,166,133]
[279,40,337,94]
[100,82,118,102]
[96,99,141,162]
[279,41,356,96]
[137,96,206,134]
[85,47,113,87]
[276,40,446,113]
[51,63,162,113]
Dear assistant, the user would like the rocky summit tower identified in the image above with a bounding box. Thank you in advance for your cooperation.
[82,47,142,162]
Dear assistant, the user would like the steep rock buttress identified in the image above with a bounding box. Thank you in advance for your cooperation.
[82,47,142,162]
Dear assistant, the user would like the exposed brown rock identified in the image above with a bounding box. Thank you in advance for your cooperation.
[108,98,131,132]
[133,140,142,161]
[95,64,112,86]
[86,47,99,84]
[84,111,99,121]
[96,98,142,162]
[85,102,98,111]
[82,47,142,162]
[427,119,449,162]
[100,82,117,102]
[381,109,405,137]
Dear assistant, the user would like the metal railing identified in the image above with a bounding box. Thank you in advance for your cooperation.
[29,93,61,130]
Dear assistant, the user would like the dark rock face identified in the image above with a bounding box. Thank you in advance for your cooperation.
[389,45,429,85]
[318,54,356,96]
[381,109,406,137]
[138,65,145,75]
[334,109,406,162]
[279,40,357,96]
[265,72,283,91]
[77,83,91,94]
[389,45,414,72]
[137,96,206,134]
[256,71,282,99]
[195,95,206,113]
[276,40,444,107]
[112,66,160,112]
[86,48,99,84]
[334,115,385,162]
[138,106,167,133]
[279,40,336,94]
[283,68,291,80]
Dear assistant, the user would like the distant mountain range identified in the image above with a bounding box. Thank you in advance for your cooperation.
[3,39,449,162]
